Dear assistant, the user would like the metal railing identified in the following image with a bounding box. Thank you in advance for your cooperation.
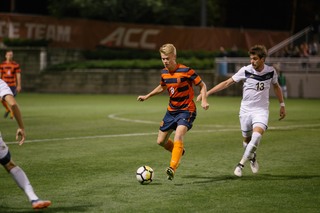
[268,26,314,56]
[215,57,320,75]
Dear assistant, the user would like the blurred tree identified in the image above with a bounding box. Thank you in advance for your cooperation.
[1,0,319,31]
[47,0,222,27]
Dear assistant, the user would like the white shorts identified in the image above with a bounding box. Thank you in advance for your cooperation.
[239,110,269,137]
[0,135,9,159]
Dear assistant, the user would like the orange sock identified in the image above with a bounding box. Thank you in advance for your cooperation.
[163,139,174,152]
[170,140,184,171]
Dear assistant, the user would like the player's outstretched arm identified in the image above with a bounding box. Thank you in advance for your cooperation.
[198,81,209,110]
[207,78,235,96]
[137,85,165,102]
[197,78,235,101]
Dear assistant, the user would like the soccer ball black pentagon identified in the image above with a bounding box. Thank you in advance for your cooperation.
[136,166,154,185]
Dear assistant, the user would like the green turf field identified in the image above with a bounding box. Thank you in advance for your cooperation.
[0,93,319,213]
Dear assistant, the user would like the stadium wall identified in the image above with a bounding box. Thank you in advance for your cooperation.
[22,70,320,98]
[4,49,320,98]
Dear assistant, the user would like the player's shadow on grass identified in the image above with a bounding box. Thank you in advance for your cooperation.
[182,174,320,184]
[0,204,92,213]
[253,174,320,181]
[182,174,236,184]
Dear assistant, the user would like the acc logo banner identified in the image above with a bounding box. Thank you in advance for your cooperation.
[100,27,160,49]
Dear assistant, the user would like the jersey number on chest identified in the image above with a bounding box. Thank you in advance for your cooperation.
[256,82,265,91]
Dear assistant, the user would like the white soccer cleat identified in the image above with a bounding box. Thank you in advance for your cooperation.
[250,153,259,174]
[234,163,244,177]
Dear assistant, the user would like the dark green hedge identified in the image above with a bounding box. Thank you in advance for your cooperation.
[45,58,215,71]
[3,38,51,47]
[46,47,248,71]
[82,48,219,60]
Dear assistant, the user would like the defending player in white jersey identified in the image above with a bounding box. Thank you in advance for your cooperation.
[197,45,286,177]
[0,79,51,209]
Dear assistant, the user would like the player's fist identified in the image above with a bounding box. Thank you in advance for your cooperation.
[137,95,147,102]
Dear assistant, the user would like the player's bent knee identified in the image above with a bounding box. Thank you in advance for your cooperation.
[5,161,16,172]
[253,123,267,132]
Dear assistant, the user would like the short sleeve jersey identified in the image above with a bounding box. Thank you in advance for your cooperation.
[232,64,278,113]
[0,60,21,87]
[160,64,202,112]
[0,79,14,99]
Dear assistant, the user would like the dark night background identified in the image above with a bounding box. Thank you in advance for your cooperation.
[0,0,319,33]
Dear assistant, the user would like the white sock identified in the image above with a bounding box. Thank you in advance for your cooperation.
[240,132,262,165]
[10,166,39,202]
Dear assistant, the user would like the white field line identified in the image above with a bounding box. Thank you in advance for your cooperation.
[108,113,239,128]
[108,113,158,124]
[108,113,320,130]
[5,113,320,145]
[6,129,238,145]
[6,132,159,145]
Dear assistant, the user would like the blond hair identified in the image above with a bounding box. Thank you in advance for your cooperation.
[159,43,177,56]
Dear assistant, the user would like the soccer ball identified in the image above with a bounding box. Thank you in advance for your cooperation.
[136,166,154,184]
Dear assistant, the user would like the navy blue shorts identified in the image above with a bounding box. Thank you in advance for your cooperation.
[0,151,11,166]
[160,110,196,132]
[10,86,17,96]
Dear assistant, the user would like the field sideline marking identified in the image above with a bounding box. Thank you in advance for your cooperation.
[108,113,239,128]
[108,112,320,129]
[108,113,158,124]
[6,129,239,145]
[6,113,320,145]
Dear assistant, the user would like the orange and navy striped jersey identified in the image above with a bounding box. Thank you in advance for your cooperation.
[160,64,202,112]
[0,61,21,87]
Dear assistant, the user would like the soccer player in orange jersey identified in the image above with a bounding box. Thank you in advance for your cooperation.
[0,50,22,119]
[137,43,209,180]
